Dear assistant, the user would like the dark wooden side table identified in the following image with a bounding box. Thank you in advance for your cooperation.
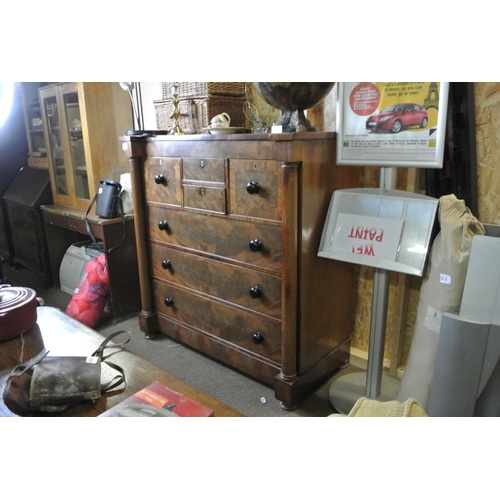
[42,204,141,320]
[0,306,243,417]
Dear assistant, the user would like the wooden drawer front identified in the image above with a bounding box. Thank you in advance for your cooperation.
[8,212,35,231]
[12,230,39,268]
[9,209,35,233]
[148,205,282,272]
[150,244,282,319]
[229,159,281,222]
[144,157,182,206]
[183,158,225,183]
[183,184,226,214]
[154,280,282,363]
[7,204,36,222]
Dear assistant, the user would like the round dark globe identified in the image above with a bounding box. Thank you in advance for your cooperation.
[252,82,335,131]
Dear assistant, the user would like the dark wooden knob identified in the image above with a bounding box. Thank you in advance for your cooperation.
[249,286,262,299]
[161,259,171,270]
[155,174,166,184]
[249,239,262,252]
[246,181,260,194]
[252,332,264,344]
[158,220,169,231]
[164,297,174,307]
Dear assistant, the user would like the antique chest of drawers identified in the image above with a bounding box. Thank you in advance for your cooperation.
[3,168,53,287]
[122,132,359,409]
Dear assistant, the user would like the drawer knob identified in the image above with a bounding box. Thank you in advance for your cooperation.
[252,332,265,344]
[246,181,260,194]
[164,297,174,307]
[161,259,171,270]
[155,174,166,185]
[249,286,262,299]
[249,239,263,252]
[158,220,169,231]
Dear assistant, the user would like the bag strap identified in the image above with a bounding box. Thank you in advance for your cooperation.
[92,330,131,360]
[101,360,126,392]
[5,349,49,383]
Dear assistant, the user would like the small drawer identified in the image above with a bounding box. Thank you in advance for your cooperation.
[7,204,35,222]
[229,159,281,222]
[144,157,182,206]
[8,213,35,231]
[183,184,226,214]
[154,280,282,363]
[150,244,282,319]
[183,158,225,183]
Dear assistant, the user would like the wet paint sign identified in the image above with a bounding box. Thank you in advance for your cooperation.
[331,213,403,262]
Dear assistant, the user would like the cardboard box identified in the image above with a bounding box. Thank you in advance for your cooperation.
[99,381,214,417]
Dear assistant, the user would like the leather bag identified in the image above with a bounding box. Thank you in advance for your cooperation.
[3,330,130,414]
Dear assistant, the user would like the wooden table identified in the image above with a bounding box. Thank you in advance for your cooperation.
[0,307,243,417]
[42,204,140,320]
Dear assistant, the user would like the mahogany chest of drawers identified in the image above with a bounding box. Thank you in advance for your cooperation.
[122,132,359,409]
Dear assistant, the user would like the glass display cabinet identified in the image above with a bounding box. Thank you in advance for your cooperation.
[39,82,132,211]
[19,82,51,170]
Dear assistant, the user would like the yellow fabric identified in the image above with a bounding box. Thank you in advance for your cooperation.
[329,397,427,417]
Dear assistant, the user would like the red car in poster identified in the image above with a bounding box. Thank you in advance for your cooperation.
[366,103,428,133]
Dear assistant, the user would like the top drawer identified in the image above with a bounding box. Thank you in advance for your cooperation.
[183,158,225,184]
[229,159,281,222]
[144,157,182,206]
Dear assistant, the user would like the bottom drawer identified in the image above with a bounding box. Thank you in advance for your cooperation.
[153,279,282,364]
[156,314,281,386]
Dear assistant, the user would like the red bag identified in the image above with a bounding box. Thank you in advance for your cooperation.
[65,253,109,328]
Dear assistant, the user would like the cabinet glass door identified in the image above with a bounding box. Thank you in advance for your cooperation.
[43,93,68,196]
[62,89,89,201]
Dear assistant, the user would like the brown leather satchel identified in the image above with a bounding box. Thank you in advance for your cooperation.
[3,330,130,414]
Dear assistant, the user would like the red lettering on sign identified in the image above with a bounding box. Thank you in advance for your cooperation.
[348,226,384,242]
[352,244,375,256]
[364,245,375,256]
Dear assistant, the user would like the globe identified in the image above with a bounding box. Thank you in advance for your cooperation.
[252,82,335,132]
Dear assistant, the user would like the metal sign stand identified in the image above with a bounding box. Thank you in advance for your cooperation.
[328,167,401,414]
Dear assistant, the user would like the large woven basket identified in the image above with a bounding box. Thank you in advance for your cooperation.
[161,82,245,100]
[154,96,247,134]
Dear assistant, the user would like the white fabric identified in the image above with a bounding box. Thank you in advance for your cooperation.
[119,173,133,214]
[397,194,485,410]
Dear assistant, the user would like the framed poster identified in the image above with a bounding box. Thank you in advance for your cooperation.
[336,82,449,168]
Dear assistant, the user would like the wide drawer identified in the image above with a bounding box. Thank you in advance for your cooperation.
[144,157,182,206]
[148,204,282,272]
[229,159,281,222]
[150,243,282,319]
[153,279,282,364]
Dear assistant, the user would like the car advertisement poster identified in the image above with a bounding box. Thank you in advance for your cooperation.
[336,82,449,168]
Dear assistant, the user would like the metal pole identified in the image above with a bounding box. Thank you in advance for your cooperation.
[365,167,397,399]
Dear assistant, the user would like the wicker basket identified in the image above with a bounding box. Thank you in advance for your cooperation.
[154,96,247,134]
[161,82,245,100]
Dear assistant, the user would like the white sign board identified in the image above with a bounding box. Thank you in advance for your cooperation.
[331,213,404,261]
[318,188,439,276]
